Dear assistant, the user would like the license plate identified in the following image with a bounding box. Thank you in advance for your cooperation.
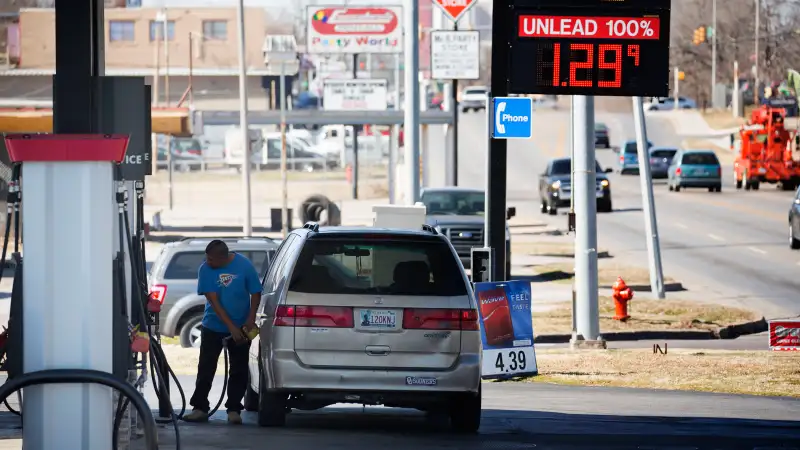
[358,309,397,328]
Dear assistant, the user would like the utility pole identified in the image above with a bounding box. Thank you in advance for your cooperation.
[389,52,401,204]
[152,27,160,175]
[280,62,288,238]
[404,0,421,204]
[733,60,740,117]
[236,0,252,236]
[674,67,680,110]
[352,53,360,200]
[754,0,760,106]
[633,97,665,299]
[711,0,717,108]
[570,96,601,345]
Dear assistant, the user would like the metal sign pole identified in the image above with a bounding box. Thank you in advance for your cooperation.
[633,96,665,298]
[452,21,460,186]
[571,95,601,345]
[404,0,421,204]
[487,0,509,281]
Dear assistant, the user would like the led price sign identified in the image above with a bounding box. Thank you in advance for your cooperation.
[508,2,671,97]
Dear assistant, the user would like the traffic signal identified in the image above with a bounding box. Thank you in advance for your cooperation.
[693,27,706,45]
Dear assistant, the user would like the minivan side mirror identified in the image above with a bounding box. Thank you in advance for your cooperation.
[506,207,516,220]
[604,167,613,173]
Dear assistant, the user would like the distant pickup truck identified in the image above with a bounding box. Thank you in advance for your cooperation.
[419,187,515,279]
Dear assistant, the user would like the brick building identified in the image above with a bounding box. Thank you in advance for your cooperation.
[1,6,292,110]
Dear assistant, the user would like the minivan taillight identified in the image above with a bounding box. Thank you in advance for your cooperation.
[675,167,682,175]
[716,166,721,176]
[403,308,479,331]
[150,284,167,304]
[274,305,354,328]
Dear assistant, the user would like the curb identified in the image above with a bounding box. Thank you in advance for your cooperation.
[533,317,768,344]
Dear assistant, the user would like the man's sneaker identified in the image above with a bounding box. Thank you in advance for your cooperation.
[182,409,209,423]
[227,411,243,425]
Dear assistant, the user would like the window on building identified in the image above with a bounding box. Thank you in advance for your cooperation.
[150,20,175,41]
[109,20,135,42]
[202,20,227,41]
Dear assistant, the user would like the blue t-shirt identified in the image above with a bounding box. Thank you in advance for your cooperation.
[197,253,262,333]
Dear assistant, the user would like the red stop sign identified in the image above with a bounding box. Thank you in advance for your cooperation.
[432,0,479,23]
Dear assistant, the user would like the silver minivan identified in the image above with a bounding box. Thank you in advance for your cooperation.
[245,225,482,432]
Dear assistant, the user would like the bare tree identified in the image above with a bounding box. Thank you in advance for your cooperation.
[671,0,800,103]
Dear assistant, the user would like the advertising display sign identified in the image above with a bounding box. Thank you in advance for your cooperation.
[769,319,800,351]
[474,280,538,378]
[323,79,388,111]
[509,0,671,97]
[307,6,403,54]
[430,30,480,80]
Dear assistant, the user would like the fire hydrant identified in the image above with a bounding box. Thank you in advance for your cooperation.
[612,276,634,321]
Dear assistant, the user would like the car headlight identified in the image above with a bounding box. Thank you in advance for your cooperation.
[551,180,561,189]
[601,179,609,187]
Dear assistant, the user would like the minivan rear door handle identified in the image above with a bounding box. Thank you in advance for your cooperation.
[365,345,391,356]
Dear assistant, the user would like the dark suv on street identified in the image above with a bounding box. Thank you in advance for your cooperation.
[539,157,614,215]
[418,187,515,279]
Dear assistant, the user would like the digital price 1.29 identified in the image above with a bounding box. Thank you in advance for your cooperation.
[481,347,537,377]
[536,42,640,89]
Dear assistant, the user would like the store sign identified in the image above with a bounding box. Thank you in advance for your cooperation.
[307,6,403,54]
[323,79,388,111]
[431,30,480,80]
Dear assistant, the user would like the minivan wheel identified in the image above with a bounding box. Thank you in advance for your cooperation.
[178,314,204,348]
[449,387,481,433]
[258,390,287,427]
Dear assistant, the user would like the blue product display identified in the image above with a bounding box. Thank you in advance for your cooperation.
[474,280,538,378]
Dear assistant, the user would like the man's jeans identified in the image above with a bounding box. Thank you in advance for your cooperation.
[189,327,250,414]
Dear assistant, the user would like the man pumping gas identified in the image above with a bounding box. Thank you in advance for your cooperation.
[183,240,262,425]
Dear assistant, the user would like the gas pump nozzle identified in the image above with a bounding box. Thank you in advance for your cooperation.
[222,325,260,348]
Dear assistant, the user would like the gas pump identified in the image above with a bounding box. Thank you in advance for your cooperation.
[0,134,159,449]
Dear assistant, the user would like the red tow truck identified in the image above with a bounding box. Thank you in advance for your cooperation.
[733,105,800,190]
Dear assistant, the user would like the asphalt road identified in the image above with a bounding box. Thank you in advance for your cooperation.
[1,372,798,449]
[128,375,799,449]
[456,103,800,319]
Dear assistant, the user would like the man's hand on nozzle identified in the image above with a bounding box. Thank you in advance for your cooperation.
[228,326,247,344]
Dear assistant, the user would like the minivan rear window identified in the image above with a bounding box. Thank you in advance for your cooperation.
[681,152,719,165]
[289,238,467,296]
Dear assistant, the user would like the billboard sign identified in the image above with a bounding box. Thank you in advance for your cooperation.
[323,79,388,111]
[307,6,403,54]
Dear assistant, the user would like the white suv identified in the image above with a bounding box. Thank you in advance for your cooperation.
[460,86,489,113]
[244,223,482,432]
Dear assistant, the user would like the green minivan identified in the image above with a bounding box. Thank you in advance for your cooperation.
[668,150,722,192]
